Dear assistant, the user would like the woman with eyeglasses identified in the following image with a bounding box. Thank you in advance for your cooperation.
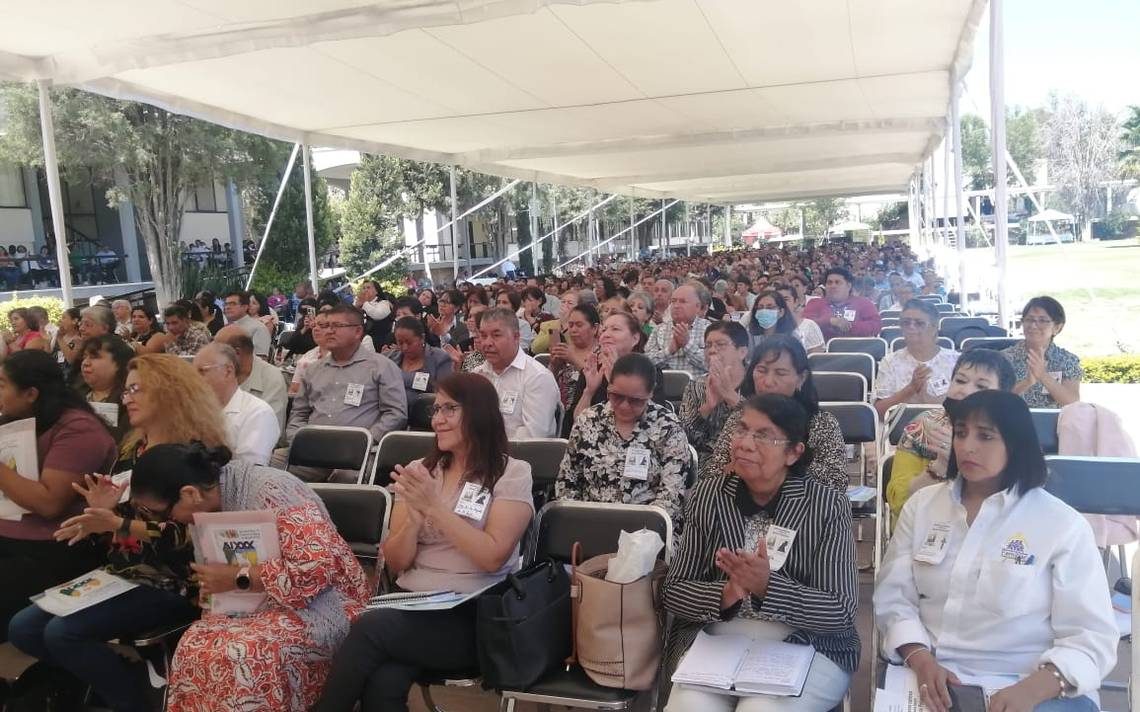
[1001,297,1081,408]
[110,440,368,712]
[115,353,230,474]
[663,394,858,712]
[426,289,469,348]
[681,322,751,462]
[0,351,117,645]
[701,335,847,491]
[314,373,534,712]
[556,353,691,532]
[873,299,961,419]
[569,312,666,430]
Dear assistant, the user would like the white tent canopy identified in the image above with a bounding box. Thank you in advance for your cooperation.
[0,0,984,204]
[1027,208,1074,223]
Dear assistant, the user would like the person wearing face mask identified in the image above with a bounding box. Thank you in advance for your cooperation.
[886,349,1016,526]
[745,289,797,349]
[680,322,750,462]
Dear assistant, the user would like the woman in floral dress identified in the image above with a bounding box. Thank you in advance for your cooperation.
[128,442,369,712]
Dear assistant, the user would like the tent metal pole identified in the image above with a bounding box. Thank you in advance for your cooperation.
[943,127,951,251]
[475,194,617,278]
[530,183,539,275]
[928,156,937,250]
[301,144,318,293]
[723,204,732,247]
[37,80,74,306]
[559,199,679,270]
[990,0,1009,330]
[1005,149,1059,244]
[685,202,691,257]
[629,195,635,261]
[449,165,459,283]
[245,143,300,291]
[951,83,968,312]
[908,178,919,247]
[659,199,665,256]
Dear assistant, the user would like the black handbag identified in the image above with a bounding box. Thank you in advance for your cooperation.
[475,558,571,689]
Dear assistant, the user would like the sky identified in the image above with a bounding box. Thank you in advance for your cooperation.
[962,0,1140,118]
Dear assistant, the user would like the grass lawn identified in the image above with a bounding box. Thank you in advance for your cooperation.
[983,240,1140,357]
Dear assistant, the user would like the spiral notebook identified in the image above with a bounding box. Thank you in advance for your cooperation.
[672,631,815,697]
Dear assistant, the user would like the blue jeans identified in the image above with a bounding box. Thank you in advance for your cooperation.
[1034,697,1099,712]
[9,584,196,712]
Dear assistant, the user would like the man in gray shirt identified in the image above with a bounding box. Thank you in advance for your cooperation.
[223,290,272,358]
[272,303,407,482]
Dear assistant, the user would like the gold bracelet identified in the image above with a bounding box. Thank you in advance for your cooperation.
[902,647,929,668]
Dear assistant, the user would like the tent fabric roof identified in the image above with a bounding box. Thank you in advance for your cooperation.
[0,0,986,203]
[742,217,781,238]
[1027,208,1075,222]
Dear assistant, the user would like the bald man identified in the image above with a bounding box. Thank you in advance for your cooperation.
[193,342,279,465]
[214,324,287,430]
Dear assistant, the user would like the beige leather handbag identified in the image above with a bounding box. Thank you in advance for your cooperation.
[565,542,667,690]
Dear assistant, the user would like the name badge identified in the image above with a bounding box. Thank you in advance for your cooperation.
[1048,371,1063,383]
[842,308,857,322]
[344,383,365,406]
[90,401,119,427]
[454,481,491,520]
[499,390,519,415]
[623,446,651,481]
[764,525,797,572]
[914,522,953,564]
[928,377,949,397]
[411,371,430,392]
[56,350,66,365]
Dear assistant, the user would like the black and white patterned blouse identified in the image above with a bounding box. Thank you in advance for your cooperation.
[699,406,849,492]
[1001,340,1083,408]
[555,400,692,533]
[679,376,737,462]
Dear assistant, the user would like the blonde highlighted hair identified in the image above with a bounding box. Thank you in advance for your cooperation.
[122,353,230,451]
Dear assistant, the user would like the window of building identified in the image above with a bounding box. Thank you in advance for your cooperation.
[190,181,228,212]
[0,165,27,208]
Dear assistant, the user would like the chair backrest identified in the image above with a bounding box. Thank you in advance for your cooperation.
[890,336,955,352]
[813,371,868,403]
[309,483,391,558]
[934,303,956,313]
[917,295,944,304]
[885,404,939,446]
[880,318,899,328]
[807,352,876,385]
[880,326,902,344]
[527,500,673,565]
[661,369,692,402]
[1044,456,1140,515]
[826,337,888,363]
[960,337,1021,352]
[372,431,436,485]
[287,426,373,483]
[1031,408,1061,455]
[534,352,552,368]
[408,393,436,431]
[938,316,989,338]
[880,310,901,320]
[509,438,569,497]
[819,402,878,445]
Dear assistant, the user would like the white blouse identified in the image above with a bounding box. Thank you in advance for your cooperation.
[873,480,1117,696]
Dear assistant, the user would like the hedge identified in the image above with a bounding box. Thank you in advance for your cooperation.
[0,296,66,329]
[1082,355,1140,384]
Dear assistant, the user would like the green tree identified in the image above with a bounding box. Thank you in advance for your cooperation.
[959,109,1042,189]
[339,155,405,282]
[0,83,265,305]
[960,114,991,189]
[1007,107,1042,185]
[243,141,336,294]
[1121,105,1140,179]
[799,198,849,237]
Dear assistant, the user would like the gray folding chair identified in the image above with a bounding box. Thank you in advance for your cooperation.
[821,401,879,571]
[1045,455,1140,580]
[408,393,436,431]
[880,326,902,344]
[890,336,954,351]
[808,352,877,388]
[535,352,552,368]
[309,482,392,561]
[372,431,436,485]
[661,370,692,413]
[813,371,868,403]
[960,336,1020,352]
[286,425,373,484]
[509,437,569,511]
[1031,409,1060,455]
[826,336,888,363]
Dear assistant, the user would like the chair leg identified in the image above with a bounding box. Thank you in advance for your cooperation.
[420,684,443,712]
[497,696,515,712]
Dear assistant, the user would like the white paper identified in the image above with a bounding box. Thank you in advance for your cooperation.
[764,525,797,573]
[411,371,430,392]
[846,485,876,503]
[90,401,120,427]
[672,631,814,697]
[367,582,496,611]
[0,418,38,520]
[872,688,916,712]
[882,664,1006,711]
[34,569,138,617]
[733,639,814,694]
[499,390,518,414]
[192,510,280,615]
[622,446,650,481]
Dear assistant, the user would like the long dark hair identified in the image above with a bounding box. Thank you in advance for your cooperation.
[739,335,819,417]
[81,335,135,396]
[1,350,100,434]
[130,442,234,505]
[946,390,1046,494]
[746,290,797,336]
[423,373,509,492]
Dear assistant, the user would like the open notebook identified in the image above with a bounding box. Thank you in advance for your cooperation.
[672,630,815,697]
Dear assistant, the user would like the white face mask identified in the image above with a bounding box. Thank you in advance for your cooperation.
[754,309,779,329]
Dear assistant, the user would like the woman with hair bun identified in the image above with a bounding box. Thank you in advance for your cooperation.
[127,442,369,712]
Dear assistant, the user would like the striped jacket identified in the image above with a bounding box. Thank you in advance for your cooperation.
[662,473,860,676]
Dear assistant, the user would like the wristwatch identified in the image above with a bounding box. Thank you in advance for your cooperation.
[235,565,252,591]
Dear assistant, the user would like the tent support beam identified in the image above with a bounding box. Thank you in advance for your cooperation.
[246,143,300,291]
[990,0,1009,330]
[951,83,968,312]
[560,199,679,270]
[302,144,318,293]
[474,194,616,278]
[37,79,74,307]
[449,165,459,283]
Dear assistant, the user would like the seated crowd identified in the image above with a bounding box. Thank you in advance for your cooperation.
[0,239,1115,712]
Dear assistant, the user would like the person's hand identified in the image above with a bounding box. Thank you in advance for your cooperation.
[380,343,396,354]
[190,562,239,595]
[669,322,689,354]
[715,539,770,598]
[549,342,571,365]
[1026,348,1048,382]
[927,420,952,467]
[443,343,464,370]
[582,351,604,395]
[988,672,1059,712]
[704,355,725,407]
[598,346,618,382]
[55,508,122,545]
[72,474,125,510]
[908,650,961,712]
[909,365,932,397]
[426,314,447,337]
[391,461,444,516]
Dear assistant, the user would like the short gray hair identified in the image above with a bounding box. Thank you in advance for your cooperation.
[577,289,599,307]
[684,280,712,309]
[111,299,131,311]
[81,305,116,331]
[481,307,520,334]
[202,342,240,372]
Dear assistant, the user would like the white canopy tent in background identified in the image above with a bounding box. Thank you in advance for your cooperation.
[0,0,988,305]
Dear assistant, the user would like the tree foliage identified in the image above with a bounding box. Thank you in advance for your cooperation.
[1121,105,1140,180]
[338,155,406,282]
[959,109,1042,189]
[0,83,266,305]
[1043,93,1121,230]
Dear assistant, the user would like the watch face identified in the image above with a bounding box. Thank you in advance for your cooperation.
[236,571,251,591]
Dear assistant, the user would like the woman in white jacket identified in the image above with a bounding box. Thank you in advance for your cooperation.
[355,279,394,350]
[874,390,1117,712]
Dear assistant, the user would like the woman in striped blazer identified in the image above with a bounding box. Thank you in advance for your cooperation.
[662,393,859,712]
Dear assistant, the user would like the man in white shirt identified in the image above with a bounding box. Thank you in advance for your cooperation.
[214,325,288,431]
[644,282,712,375]
[899,257,926,290]
[472,307,560,438]
[111,299,132,338]
[223,290,271,357]
[193,342,280,465]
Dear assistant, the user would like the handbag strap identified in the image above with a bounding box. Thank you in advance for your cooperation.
[565,541,583,669]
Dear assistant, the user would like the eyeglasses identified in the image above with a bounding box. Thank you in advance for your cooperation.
[1022,317,1054,327]
[607,392,650,408]
[732,429,791,448]
[430,402,462,419]
[120,383,143,402]
[135,501,174,521]
[703,340,736,351]
[899,318,931,329]
[326,322,362,330]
